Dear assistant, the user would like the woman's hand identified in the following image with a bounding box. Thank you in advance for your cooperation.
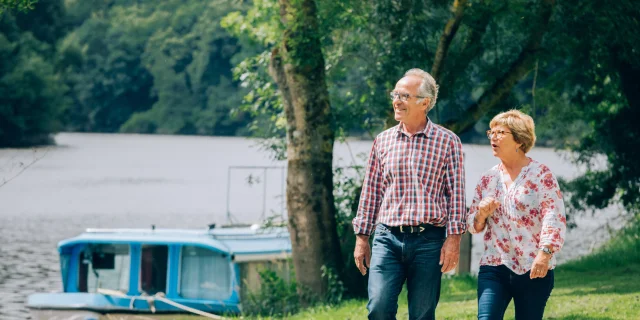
[478,197,500,221]
[530,249,552,279]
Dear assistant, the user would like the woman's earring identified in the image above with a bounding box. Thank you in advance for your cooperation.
[516,147,518,153]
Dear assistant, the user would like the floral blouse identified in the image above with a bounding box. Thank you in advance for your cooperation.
[467,159,567,275]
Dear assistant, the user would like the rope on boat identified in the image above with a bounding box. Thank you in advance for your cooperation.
[97,288,226,319]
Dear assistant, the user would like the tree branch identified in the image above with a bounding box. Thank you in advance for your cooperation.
[0,148,49,189]
[431,0,468,81]
[444,0,556,134]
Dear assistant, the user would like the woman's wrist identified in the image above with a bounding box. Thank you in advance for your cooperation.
[476,212,489,223]
[473,214,487,232]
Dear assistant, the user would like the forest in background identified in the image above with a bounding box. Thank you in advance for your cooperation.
[4,0,637,150]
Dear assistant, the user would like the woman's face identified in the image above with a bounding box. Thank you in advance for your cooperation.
[489,125,522,158]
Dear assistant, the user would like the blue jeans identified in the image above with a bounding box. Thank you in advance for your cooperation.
[367,224,445,320]
[477,265,554,320]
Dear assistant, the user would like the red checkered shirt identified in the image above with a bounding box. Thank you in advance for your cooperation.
[353,120,467,236]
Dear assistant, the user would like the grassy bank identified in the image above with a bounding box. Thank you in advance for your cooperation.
[283,218,640,320]
[177,218,640,319]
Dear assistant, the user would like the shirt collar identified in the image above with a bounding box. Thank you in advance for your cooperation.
[395,117,434,138]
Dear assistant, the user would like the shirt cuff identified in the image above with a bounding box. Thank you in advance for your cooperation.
[353,224,374,236]
[446,220,466,236]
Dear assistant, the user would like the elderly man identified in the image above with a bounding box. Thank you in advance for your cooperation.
[353,68,467,320]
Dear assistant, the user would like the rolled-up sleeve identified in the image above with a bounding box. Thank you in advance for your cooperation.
[444,136,467,235]
[538,170,567,253]
[352,138,384,235]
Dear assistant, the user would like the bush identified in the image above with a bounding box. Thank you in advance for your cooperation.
[242,267,299,317]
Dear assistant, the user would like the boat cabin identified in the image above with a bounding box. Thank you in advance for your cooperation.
[27,225,291,317]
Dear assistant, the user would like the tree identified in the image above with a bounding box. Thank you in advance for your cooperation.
[0,0,36,14]
[267,0,344,300]
[59,0,254,135]
[0,0,68,147]
[543,0,640,216]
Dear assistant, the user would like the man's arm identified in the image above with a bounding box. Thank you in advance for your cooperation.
[440,135,466,272]
[353,138,383,275]
[352,138,383,236]
[444,135,467,235]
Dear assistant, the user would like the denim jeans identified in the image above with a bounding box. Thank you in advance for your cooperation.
[367,224,445,320]
[477,265,554,320]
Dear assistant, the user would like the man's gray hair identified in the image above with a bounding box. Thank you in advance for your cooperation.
[404,68,439,112]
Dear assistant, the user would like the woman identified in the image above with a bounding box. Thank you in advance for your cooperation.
[467,110,566,320]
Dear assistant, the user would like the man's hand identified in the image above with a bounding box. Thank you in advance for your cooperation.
[530,248,552,279]
[440,234,461,273]
[354,234,371,276]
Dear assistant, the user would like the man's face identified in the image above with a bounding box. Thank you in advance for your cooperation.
[392,76,429,123]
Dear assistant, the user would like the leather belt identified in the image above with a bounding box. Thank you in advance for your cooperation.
[385,223,443,234]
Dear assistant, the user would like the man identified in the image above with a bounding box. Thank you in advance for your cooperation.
[353,68,467,320]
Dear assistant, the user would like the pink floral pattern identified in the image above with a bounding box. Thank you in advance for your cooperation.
[467,159,567,275]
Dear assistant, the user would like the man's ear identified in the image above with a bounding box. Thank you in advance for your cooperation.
[422,97,430,111]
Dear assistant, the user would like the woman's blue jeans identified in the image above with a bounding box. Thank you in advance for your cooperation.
[367,224,445,320]
[477,265,554,320]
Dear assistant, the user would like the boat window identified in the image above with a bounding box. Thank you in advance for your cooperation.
[60,254,71,291]
[79,244,130,293]
[179,246,232,300]
[140,245,168,295]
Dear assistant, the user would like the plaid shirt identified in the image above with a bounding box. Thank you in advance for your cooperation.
[353,120,467,236]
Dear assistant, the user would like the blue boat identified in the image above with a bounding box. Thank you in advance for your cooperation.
[27,225,292,319]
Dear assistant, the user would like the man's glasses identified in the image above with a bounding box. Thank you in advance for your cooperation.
[389,91,426,102]
[486,130,512,139]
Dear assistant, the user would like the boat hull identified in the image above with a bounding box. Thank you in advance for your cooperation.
[29,309,212,320]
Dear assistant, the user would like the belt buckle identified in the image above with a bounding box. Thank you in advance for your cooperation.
[400,226,405,233]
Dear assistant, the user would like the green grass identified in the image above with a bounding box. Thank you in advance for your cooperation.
[173,218,640,319]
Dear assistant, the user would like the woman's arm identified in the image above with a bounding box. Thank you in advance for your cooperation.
[467,175,499,233]
[538,168,567,254]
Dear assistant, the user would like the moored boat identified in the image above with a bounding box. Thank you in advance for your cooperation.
[27,225,291,319]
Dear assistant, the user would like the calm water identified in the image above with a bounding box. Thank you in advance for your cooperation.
[0,133,624,319]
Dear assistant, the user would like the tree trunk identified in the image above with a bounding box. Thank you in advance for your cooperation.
[444,0,555,134]
[268,0,344,301]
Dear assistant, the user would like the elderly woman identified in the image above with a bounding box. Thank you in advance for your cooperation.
[467,110,566,320]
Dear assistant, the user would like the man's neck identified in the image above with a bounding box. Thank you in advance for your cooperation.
[401,118,428,135]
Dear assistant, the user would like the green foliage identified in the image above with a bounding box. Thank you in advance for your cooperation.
[222,1,285,157]
[220,0,282,48]
[231,51,286,153]
[541,0,640,216]
[223,0,577,148]
[320,265,345,305]
[0,0,68,147]
[0,0,37,14]
[332,164,368,298]
[242,267,300,317]
[58,0,257,136]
